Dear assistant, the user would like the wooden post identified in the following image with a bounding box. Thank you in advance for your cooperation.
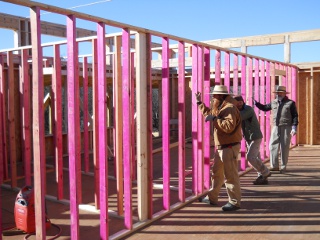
[92,38,100,209]
[83,57,89,173]
[247,57,253,105]
[158,82,163,137]
[0,54,4,240]
[283,65,287,87]
[233,53,238,95]
[62,78,68,134]
[287,66,292,97]
[130,52,136,181]
[197,46,203,194]
[111,56,116,178]
[114,35,124,215]
[224,51,230,91]
[66,14,80,239]
[52,44,63,200]
[291,67,297,146]
[136,32,148,220]
[20,49,32,186]
[7,51,17,188]
[0,54,8,182]
[240,55,247,170]
[145,33,153,219]
[49,88,53,135]
[284,35,291,63]
[30,6,46,239]
[270,62,276,138]
[286,66,290,91]
[265,61,271,157]
[215,50,221,85]
[191,44,198,194]
[275,63,280,85]
[254,58,259,120]
[162,36,170,210]
[178,41,186,200]
[259,60,265,160]
[75,45,82,205]
[122,28,132,229]
[203,47,211,190]
[97,22,108,239]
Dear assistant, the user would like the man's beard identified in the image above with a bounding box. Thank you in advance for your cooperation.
[212,98,222,116]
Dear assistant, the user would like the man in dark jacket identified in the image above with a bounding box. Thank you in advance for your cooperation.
[195,85,242,211]
[234,95,271,184]
[254,86,299,173]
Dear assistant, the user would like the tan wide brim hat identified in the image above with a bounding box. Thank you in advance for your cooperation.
[273,85,290,93]
[209,85,232,95]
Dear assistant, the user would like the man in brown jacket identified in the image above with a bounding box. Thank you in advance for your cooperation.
[195,85,242,211]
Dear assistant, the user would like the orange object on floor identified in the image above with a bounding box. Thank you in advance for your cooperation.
[14,186,51,234]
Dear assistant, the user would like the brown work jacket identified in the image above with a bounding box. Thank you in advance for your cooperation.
[198,95,242,147]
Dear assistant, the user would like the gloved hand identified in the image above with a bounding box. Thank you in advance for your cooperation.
[205,114,216,122]
[290,125,297,136]
[195,92,202,103]
[252,97,257,105]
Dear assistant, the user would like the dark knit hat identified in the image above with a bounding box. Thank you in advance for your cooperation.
[234,95,244,102]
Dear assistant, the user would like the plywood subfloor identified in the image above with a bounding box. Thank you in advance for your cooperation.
[2,145,320,240]
[124,145,320,240]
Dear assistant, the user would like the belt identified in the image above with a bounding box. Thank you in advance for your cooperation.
[217,142,240,150]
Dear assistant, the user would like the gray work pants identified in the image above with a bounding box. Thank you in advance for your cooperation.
[269,125,292,170]
[246,138,270,177]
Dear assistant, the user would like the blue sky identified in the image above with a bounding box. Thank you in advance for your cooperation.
[0,0,320,63]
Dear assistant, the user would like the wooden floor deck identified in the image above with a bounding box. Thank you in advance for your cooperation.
[125,145,320,240]
[2,145,320,240]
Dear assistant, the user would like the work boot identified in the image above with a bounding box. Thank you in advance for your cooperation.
[269,167,279,171]
[280,168,286,174]
[253,175,269,185]
[222,202,240,211]
[198,197,218,206]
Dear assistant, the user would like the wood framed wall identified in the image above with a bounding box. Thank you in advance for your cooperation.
[296,64,320,145]
[0,1,304,239]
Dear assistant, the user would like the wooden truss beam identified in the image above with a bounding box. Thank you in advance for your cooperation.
[0,12,162,49]
[0,12,96,38]
[202,29,320,48]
